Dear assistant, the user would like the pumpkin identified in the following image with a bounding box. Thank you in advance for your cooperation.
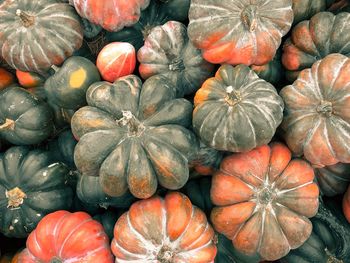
[0,0,83,73]
[0,86,54,145]
[81,18,102,39]
[187,0,293,66]
[138,21,214,96]
[111,192,217,262]
[211,143,319,261]
[343,186,350,223]
[105,0,191,50]
[93,210,122,240]
[314,163,350,196]
[328,0,349,12]
[280,53,350,167]
[0,68,14,90]
[193,64,284,153]
[72,74,198,199]
[282,12,350,82]
[0,146,73,238]
[96,42,136,82]
[44,56,100,110]
[15,71,45,89]
[17,210,114,263]
[292,0,335,24]
[71,0,150,32]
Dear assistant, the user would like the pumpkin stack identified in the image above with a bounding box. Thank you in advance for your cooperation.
[0,0,350,262]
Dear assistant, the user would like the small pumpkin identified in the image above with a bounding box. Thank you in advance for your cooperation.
[0,86,54,145]
[15,71,44,89]
[0,0,83,73]
[111,192,217,262]
[292,0,335,24]
[282,12,350,81]
[0,146,73,238]
[72,74,198,199]
[17,210,114,263]
[343,186,350,223]
[138,21,214,96]
[0,68,14,90]
[188,0,293,65]
[211,143,319,261]
[193,64,284,153]
[280,53,350,167]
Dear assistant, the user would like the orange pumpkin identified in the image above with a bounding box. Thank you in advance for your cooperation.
[111,192,217,262]
[15,70,44,88]
[211,143,319,261]
[343,186,350,223]
[0,68,14,90]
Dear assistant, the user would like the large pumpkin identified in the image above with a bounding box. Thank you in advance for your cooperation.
[111,192,217,262]
[138,21,214,96]
[292,0,335,24]
[17,210,114,263]
[280,54,350,167]
[193,64,284,153]
[0,86,54,145]
[0,0,83,73]
[71,0,150,32]
[282,12,350,81]
[187,0,293,65]
[211,143,319,261]
[0,146,73,238]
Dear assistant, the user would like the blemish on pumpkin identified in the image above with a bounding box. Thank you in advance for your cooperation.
[69,68,86,88]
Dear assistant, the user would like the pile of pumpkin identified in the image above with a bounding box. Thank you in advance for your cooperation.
[1,0,350,262]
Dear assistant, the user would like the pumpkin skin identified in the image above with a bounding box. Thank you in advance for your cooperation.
[15,71,44,89]
[343,186,350,223]
[44,56,100,110]
[96,42,136,82]
[282,12,350,82]
[71,0,150,32]
[0,0,83,73]
[280,54,350,167]
[93,210,122,240]
[0,86,54,145]
[72,74,198,199]
[211,143,319,261]
[0,146,73,238]
[292,0,335,24]
[314,163,350,196]
[17,210,114,263]
[193,64,284,153]
[0,68,14,90]
[138,21,214,96]
[187,0,293,66]
[111,192,217,262]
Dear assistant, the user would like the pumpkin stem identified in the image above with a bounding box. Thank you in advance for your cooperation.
[50,257,63,263]
[157,246,175,263]
[241,5,258,32]
[16,9,35,28]
[169,58,185,71]
[0,118,15,130]
[142,24,155,40]
[117,111,145,137]
[225,86,242,106]
[317,101,333,117]
[325,248,343,263]
[6,187,27,209]
[51,65,60,72]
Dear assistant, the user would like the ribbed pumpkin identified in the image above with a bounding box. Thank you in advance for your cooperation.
[138,21,214,96]
[187,0,293,65]
[292,0,335,24]
[71,0,150,32]
[0,68,14,90]
[111,192,217,262]
[0,0,83,73]
[282,12,350,81]
[211,143,319,261]
[280,54,350,167]
[193,64,284,153]
[0,146,73,238]
[17,211,114,263]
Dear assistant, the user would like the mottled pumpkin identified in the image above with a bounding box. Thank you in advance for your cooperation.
[188,0,293,65]
[280,54,350,167]
[71,0,150,32]
[17,211,114,263]
[0,68,14,90]
[0,0,83,73]
[138,21,214,96]
[292,0,335,24]
[193,64,284,153]
[282,12,350,81]
[111,192,217,262]
[211,143,319,261]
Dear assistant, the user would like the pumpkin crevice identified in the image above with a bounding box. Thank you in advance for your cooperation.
[6,187,27,209]
[16,9,35,27]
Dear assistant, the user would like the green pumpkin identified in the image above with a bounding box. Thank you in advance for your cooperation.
[45,56,100,110]
[0,86,54,145]
[0,146,73,238]
[72,74,198,199]
[93,210,123,240]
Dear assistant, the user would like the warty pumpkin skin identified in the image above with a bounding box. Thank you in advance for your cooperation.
[292,0,335,24]
[282,12,350,82]
[72,74,198,199]
[0,146,73,238]
[193,64,284,153]
[17,210,114,263]
[138,21,214,96]
[280,53,350,167]
[0,0,83,73]
[111,192,217,262]
[187,0,293,66]
[210,143,319,261]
